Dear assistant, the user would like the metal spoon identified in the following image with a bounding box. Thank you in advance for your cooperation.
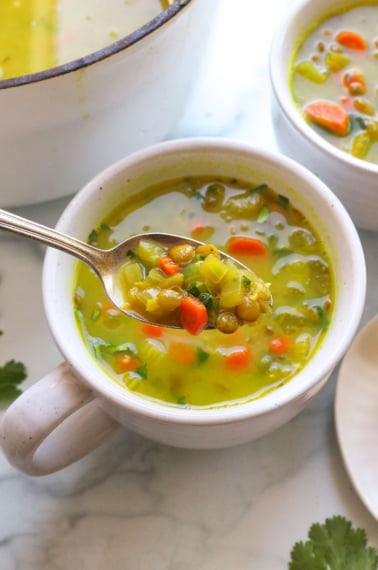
[0,208,270,329]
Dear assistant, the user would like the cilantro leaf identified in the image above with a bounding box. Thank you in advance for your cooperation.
[196,348,210,365]
[289,516,378,570]
[0,360,27,402]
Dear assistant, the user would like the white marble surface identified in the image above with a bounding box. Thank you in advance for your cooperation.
[0,1,377,568]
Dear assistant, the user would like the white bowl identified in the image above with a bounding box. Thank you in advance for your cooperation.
[269,0,378,231]
[45,138,366,448]
[0,0,214,208]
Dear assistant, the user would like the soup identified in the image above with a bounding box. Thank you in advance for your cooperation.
[73,176,334,409]
[0,0,170,80]
[291,1,378,163]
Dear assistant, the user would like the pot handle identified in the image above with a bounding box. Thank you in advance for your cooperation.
[0,362,120,476]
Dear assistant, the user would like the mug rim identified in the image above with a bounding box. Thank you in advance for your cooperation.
[42,137,366,426]
[269,0,378,175]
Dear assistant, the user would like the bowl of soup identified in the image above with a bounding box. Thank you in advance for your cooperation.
[269,0,378,231]
[0,137,366,474]
[0,0,214,207]
[51,140,366,446]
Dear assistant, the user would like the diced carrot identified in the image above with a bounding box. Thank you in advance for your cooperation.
[115,353,139,373]
[141,323,164,337]
[169,341,196,364]
[227,236,267,256]
[224,346,252,371]
[190,223,214,240]
[191,223,206,234]
[342,70,367,95]
[339,95,353,111]
[336,31,367,51]
[179,295,208,336]
[159,256,180,276]
[269,337,293,355]
[303,101,349,135]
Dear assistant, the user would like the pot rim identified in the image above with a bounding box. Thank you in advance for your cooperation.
[0,0,192,90]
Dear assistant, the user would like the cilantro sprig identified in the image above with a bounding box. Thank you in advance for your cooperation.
[289,516,378,570]
[0,359,27,402]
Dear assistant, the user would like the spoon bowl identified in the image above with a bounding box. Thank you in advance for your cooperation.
[0,208,269,330]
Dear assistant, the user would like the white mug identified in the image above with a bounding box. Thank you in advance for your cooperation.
[0,138,366,475]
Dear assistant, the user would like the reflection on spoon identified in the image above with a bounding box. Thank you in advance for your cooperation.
[335,314,378,521]
[0,209,272,334]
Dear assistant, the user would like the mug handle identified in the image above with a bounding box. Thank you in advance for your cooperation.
[0,362,120,476]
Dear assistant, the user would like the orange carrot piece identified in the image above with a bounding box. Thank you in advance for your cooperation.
[179,295,208,336]
[227,236,267,256]
[169,341,196,364]
[115,354,139,373]
[141,323,164,337]
[336,31,367,50]
[159,256,180,276]
[342,70,367,95]
[304,101,349,135]
[224,346,252,371]
[190,223,214,241]
[269,337,293,355]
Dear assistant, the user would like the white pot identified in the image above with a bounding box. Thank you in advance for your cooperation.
[0,0,214,207]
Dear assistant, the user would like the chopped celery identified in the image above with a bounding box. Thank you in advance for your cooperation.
[121,261,144,289]
[160,273,184,289]
[182,262,203,287]
[219,272,244,308]
[135,239,166,267]
[324,52,350,72]
[145,267,166,286]
[352,131,371,158]
[295,61,328,83]
[198,253,228,285]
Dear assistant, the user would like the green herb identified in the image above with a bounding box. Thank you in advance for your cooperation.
[196,348,210,365]
[176,395,187,405]
[304,302,331,328]
[0,360,27,402]
[257,205,270,223]
[188,188,203,201]
[127,249,138,260]
[289,515,378,570]
[251,183,268,194]
[198,291,218,310]
[278,194,290,209]
[88,229,98,244]
[90,310,101,321]
[193,254,206,262]
[188,283,201,298]
[74,309,111,358]
[349,114,369,132]
[242,275,251,288]
[136,363,147,379]
[101,223,111,232]
[274,248,293,258]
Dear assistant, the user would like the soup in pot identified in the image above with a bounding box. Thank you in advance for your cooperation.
[0,0,170,80]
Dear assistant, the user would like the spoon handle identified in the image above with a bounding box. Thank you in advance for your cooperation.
[0,208,101,266]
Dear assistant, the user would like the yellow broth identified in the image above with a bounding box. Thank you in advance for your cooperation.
[0,0,168,80]
[291,1,378,163]
[74,176,334,409]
